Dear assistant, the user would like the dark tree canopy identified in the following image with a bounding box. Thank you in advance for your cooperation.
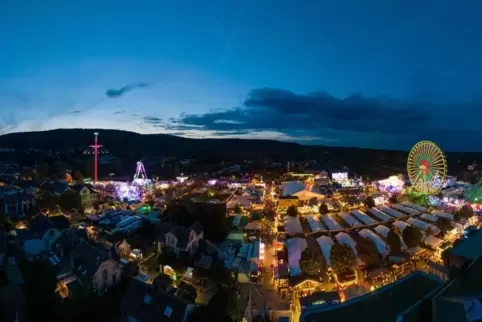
[436,217,453,233]
[330,243,356,273]
[300,248,324,276]
[356,237,379,266]
[402,226,423,249]
[59,189,82,211]
[287,205,298,217]
[459,205,474,220]
[364,196,375,208]
[387,229,403,255]
[319,202,329,215]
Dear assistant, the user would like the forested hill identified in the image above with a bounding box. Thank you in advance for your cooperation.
[0,129,480,176]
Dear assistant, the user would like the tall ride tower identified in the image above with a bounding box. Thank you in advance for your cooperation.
[89,132,103,183]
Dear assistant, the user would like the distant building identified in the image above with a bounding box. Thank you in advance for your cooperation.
[278,196,299,209]
[157,222,203,259]
[69,184,98,208]
[443,230,482,268]
[120,279,196,322]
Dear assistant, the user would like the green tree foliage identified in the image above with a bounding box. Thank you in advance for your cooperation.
[436,217,453,233]
[59,189,82,211]
[234,205,242,214]
[459,205,474,220]
[262,199,276,220]
[330,243,356,273]
[402,226,423,248]
[250,212,262,221]
[287,205,298,217]
[364,196,375,208]
[319,202,329,215]
[36,190,59,211]
[309,198,319,207]
[19,260,59,322]
[387,229,403,255]
[356,237,379,266]
[300,248,324,276]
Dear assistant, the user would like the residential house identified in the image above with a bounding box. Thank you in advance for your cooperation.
[51,227,88,258]
[0,194,34,217]
[30,214,71,250]
[10,179,45,197]
[120,279,196,322]
[70,184,97,208]
[158,222,203,259]
[70,240,122,295]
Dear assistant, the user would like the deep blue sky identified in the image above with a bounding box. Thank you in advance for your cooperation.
[2,1,482,151]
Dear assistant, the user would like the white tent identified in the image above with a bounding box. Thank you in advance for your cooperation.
[380,206,405,219]
[317,236,335,267]
[285,237,308,277]
[391,204,420,216]
[432,210,455,221]
[420,213,438,223]
[406,218,441,235]
[284,216,303,234]
[374,225,390,238]
[351,209,377,225]
[322,215,343,230]
[368,208,392,222]
[378,176,405,189]
[339,212,362,227]
[424,235,443,249]
[358,229,388,256]
[393,220,410,231]
[306,215,325,232]
[400,202,426,212]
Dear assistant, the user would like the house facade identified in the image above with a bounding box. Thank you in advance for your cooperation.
[158,223,203,259]
[70,184,97,208]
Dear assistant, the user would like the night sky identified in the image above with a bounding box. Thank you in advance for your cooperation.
[2,1,482,151]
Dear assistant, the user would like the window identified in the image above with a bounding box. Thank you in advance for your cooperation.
[164,305,173,317]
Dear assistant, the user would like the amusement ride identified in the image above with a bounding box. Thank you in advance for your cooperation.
[407,140,447,196]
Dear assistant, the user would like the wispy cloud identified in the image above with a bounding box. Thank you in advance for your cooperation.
[113,110,125,115]
[105,83,148,98]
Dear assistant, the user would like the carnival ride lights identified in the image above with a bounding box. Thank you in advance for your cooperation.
[133,161,151,186]
[407,141,447,195]
[115,183,141,201]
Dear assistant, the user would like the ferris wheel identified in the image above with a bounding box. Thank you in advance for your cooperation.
[407,141,447,195]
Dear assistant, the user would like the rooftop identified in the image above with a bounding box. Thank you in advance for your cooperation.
[301,271,443,322]
[448,230,482,261]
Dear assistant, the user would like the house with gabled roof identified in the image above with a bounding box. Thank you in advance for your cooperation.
[69,184,97,208]
[69,240,122,295]
[120,279,196,322]
[157,222,203,259]
[40,180,70,196]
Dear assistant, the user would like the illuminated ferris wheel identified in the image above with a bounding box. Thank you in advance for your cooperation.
[407,141,447,195]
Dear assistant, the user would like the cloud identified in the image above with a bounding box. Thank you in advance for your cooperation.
[143,116,163,124]
[105,83,148,98]
[166,88,482,150]
[71,110,81,114]
[113,110,125,115]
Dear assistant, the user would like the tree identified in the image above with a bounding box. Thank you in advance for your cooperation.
[234,204,242,214]
[73,170,84,181]
[365,196,375,208]
[51,160,68,177]
[37,190,59,211]
[402,226,423,248]
[309,198,319,207]
[459,205,474,220]
[319,202,329,215]
[262,199,276,220]
[59,189,82,211]
[300,248,323,276]
[436,217,452,233]
[356,237,379,266]
[330,244,356,273]
[251,212,262,221]
[287,205,298,217]
[387,230,403,256]
[389,195,398,204]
